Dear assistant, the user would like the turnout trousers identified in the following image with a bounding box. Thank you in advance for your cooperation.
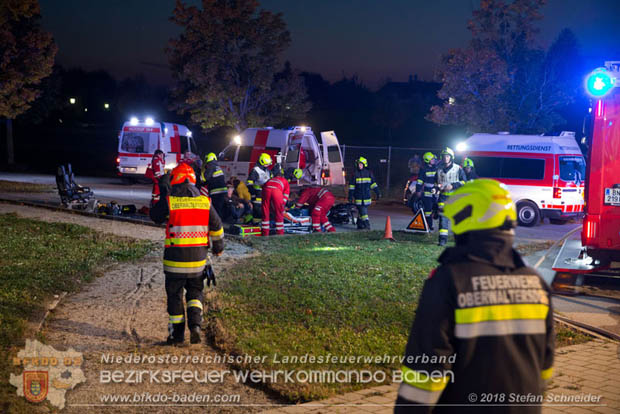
[261,187,285,236]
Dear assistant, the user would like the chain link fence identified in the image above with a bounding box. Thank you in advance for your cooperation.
[340,144,441,199]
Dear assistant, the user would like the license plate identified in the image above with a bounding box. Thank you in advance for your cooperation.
[604,188,620,205]
[122,167,137,173]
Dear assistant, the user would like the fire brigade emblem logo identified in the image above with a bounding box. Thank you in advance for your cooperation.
[9,339,86,409]
[23,371,48,403]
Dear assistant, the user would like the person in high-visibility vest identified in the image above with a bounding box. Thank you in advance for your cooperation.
[414,151,438,230]
[261,165,290,236]
[200,152,228,219]
[435,147,466,246]
[150,163,224,345]
[247,153,272,223]
[395,179,554,413]
[147,150,165,207]
[462,157,479,181]
[348,156,381,229]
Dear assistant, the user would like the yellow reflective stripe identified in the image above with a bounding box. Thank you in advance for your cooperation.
[169,314,184,324]
[349,185,355,189]
[455,304,549,324]
[187,299,203,310]
[439,229,449,235]
[370,183,378,188]
[401,366,450,392]
[213,170,224,177]
[398,383,443,404]
[541,367,553,380]
[165,237,208,246]
[356,178,371,183]
[169,196,210,210]
[163,259,207,268]
[209,227,224,240]
[417,179,424,185]
[247,180,254,184]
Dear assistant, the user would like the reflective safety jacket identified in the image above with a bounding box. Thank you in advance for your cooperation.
[395,231,554,414]
[436,162,466,189]
[200,162,227,196]
[247,165,272,204]
[416,164,437,198]
[295,186,333,209]
[263,176,290,202]
[348,168,380,206]
[150,183,224,278]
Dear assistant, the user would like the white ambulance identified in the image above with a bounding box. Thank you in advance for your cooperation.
[217,126,346,186]
[116,117,199,180]
[458,131,585,226]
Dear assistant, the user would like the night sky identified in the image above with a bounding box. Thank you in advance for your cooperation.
[40,0,620,89]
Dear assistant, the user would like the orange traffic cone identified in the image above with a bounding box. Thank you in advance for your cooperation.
[383,216,395,241]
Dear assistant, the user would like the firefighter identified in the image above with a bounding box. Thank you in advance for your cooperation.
[348,156,381,229]
[394,179,554,414]
[150,163,224,345]
[295,182,336,233]
[414,152,438,230]
[200,152,228,219]
[247,153,273,224]
[462,157,479,181]
[148,150,165,207]
[261,165,290,236]
[435,147,467,246]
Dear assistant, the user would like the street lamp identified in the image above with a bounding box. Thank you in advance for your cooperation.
[104,103,110,109]
[69,97,76,104]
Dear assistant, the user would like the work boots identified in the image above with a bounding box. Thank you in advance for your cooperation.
[438,236,448,246]
[190,326,202,344]
[166,323,185,345]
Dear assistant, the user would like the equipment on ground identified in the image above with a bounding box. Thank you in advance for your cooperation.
[55,164,94,209]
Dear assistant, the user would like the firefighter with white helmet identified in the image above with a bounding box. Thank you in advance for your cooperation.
[395,179,554,413]
[435,147,467,246]
[247,153,273,223]
[348,156,381,229]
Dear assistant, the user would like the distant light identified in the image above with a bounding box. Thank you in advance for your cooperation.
[164,127,168,134]
[585,69,615,97]
[456,142,467,152]
[130,117,139,125]
[69,97,76,104]
[448,97,455,105]
[187,131,192,137]
[233,135,241,145]
[145,117,154,125]
[84,108,88,112]
[104,103,110,109]
[58,118,63,123]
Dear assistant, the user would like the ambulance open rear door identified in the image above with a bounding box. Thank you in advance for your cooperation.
[320,131,345,186]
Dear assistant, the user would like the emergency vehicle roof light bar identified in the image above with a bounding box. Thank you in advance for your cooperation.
[585,62,619,97]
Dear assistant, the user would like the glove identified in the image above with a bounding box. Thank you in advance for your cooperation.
[203,264,217,287]
[444,184,453,192]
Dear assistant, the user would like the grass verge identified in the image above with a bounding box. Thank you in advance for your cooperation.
[0,213,155,412]
[0,180,54,193]
[212,232,593,402]
[210,230,441,401]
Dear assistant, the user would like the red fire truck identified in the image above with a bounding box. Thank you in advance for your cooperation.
[552,61,620,286]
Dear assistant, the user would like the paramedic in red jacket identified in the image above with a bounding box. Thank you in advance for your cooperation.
[149,150,166,206]
[261,166,290,236]
[295,185,336,233]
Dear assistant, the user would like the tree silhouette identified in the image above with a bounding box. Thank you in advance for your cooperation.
[167,0,310,132]
[0,0,57,164]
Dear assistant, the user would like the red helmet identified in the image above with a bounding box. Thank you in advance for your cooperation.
[170,163,196,185]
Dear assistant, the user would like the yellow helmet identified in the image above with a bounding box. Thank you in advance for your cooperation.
[443,179,516,235]
[463,157,474,168]
[258,153,272,167]
[293,168,303,179]
[423,152,436,164]
[357,157,368,168]
[205,152,217,163]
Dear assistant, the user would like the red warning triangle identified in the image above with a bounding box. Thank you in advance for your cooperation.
[405,209,429,233]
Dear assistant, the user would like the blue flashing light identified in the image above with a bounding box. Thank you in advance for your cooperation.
[585,69,615,97]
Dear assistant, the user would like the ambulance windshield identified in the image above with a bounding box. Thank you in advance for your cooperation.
[559,156,586,184]
[121,131,158,153]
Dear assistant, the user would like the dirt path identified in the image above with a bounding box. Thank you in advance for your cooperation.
[1,203,278,413]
